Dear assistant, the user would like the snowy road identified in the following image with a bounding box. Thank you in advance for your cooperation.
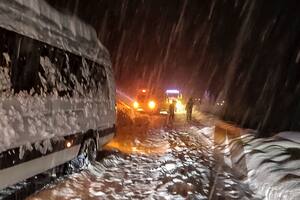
[27,113,260,200]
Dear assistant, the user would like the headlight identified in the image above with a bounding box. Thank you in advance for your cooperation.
[176,100,182,109]
[176,100,185,113]
[148,100,156,109]
[133,101,139,109]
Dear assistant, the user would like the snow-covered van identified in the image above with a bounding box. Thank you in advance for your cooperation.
[0,0,115,189]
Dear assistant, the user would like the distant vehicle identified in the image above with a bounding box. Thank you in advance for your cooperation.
[0,0,115,190]
[163,89,185,113]
[133,89,159,113]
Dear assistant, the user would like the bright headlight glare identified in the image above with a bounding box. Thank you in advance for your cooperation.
[148,100,156,109]
[176,101,182,108]
[133,101,139,108]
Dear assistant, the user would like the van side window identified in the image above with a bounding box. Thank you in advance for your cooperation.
[39,46,77,97]
[0,29,11,93]
[98,64,109,98]
[68,55,86,95]
[0,52,11,93]
[1,27,108,98]
[39,45,93,97]
[87,60,108,97]
[0,28,11,94]
[11,37,41,94]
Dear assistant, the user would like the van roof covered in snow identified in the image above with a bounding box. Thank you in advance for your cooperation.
[0,0,110,66]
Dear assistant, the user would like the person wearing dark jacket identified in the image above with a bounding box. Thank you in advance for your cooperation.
[169,100,176,122]
[186,97,194,122]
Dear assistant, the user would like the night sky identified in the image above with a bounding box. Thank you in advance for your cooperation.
[47,0,214,94]
[47,0,300,135]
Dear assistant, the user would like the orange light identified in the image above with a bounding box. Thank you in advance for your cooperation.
[148,100,156,109]
[133,101,139,109]
[66,140,72,148]
[142,89,146,93]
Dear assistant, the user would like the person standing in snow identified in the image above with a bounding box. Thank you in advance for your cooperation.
[186,97,194,122]
[168,100,176,123]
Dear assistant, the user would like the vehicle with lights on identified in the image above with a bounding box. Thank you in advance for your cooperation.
[164,89,185,113]
[133,89,159,113]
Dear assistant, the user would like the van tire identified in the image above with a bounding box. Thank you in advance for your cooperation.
[65,138,97,173]
[80,138,97,163]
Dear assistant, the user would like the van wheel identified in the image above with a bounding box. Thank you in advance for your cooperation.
[80,138,97,162]
[66,138,97,173]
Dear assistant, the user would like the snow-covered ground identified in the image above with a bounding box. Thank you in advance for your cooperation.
[234,133,300,200]
[3,105,294,199]
[27,108,260,200]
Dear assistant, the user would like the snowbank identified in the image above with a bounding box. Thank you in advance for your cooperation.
[193,111,300,199]
[222,133,300,200]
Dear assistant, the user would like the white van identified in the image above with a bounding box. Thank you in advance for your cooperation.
[0,0,116,189]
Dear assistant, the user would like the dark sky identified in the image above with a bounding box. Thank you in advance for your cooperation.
[47,0,300,133]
